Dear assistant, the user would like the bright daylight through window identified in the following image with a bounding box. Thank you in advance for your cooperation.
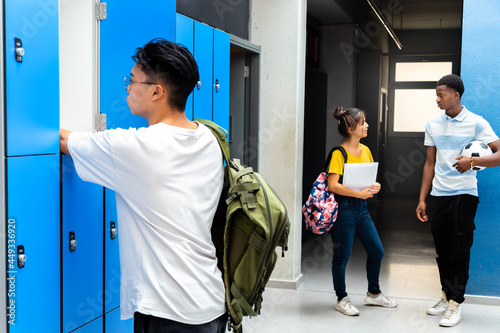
[393,62,452,132]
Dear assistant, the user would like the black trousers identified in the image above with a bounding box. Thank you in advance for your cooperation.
[134,312,227,333]
[428,194,478,304]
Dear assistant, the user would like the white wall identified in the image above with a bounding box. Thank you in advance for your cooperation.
[250,0,307,286]
[59,0,97,132]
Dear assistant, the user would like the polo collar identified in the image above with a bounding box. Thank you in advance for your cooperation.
[443,106,468,122]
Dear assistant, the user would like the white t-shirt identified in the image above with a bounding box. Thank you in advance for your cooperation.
[68,122,226,324]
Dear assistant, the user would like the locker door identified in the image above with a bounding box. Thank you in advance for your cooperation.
[193,22,214,120]
[4,0,59,156]
[212,29,230,130]
[6,155,60,332]
[62,155,104,333]
[104,188,120,313]
[175,13,195,120]
[100,0,175,130]
[72,317,103,333]
[105,307,133,333]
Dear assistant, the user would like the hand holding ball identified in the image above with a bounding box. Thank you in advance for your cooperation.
[460,141,492,171]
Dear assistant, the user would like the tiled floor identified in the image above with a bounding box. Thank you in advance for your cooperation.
[243,198,500,332]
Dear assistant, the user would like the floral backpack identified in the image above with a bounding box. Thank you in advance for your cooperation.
[302,146,347,234]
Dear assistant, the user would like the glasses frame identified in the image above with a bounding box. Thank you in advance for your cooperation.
[124,76,157,91]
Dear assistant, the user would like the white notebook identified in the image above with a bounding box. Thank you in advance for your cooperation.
[342,162,379,191]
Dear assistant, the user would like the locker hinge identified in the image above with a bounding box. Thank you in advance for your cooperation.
[244,66,250,78]
[96,2,107,21]
[96,113,107,131]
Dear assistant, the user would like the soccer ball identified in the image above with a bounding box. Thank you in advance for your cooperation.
[461,140,493,171]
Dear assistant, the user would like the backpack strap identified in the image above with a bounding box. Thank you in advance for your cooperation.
[324,146,348,172]
[195,118,230,162]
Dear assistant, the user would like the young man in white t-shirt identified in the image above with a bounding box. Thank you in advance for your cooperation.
[60,39,227,333]
[416,74,500,327]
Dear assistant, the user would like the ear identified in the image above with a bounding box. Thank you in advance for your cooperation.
[151,84,166,101]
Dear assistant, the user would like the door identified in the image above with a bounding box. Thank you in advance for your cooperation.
[72,317,103,333]
[105,307,133,333]
[175,13,195,120]
[383,57,459,197]
[4,0,59,156]
[7,155,60,332]
[193,21,214,120]
[104,188,121,313]
[212,29,230,131]
[62,155,104,333]
[100,0,175,130]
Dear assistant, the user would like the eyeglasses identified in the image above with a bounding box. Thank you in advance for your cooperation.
[124,76,157,91]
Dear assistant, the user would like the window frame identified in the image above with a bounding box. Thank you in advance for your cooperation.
[388,55,460,137]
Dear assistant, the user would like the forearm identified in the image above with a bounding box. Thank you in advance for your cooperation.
[418,163,434,202]
[60,129,71,155]
[472,151,500,168]
[329,182,365,199]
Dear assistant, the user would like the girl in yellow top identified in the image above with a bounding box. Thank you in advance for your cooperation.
[328,107,397,316]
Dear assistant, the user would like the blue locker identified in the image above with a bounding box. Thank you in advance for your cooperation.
[212,29,230,131]
[4,0,59,156]
[6,155,60,332]
[100,0,175,130]
[105,307,133,333]
[175,13,195,120]
[62,155,104,333]
[104,188,120,313]
[193,21,214,120]
[73,316,103,333]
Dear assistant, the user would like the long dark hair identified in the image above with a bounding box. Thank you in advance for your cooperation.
[332,107,366,138]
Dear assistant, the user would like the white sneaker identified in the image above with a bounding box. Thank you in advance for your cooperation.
[439,300,462,327]
[427,292,448,316]
[364,292,398,308]
[336,296,360,316]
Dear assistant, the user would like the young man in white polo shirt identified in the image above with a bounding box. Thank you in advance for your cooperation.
[60,39,227,333]
[416,74,500,327]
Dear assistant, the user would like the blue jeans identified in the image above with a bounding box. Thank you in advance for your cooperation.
[134,312,227,333]
[331,197,385,301]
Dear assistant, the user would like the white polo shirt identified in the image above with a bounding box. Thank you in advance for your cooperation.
[68,122,226,324]
[425,106,498,197]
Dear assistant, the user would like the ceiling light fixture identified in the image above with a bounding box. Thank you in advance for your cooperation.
[366,0,403,50]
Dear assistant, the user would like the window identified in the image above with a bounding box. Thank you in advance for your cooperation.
[393,89,441,132]
[395,62,452,82]
[391,60,455,133]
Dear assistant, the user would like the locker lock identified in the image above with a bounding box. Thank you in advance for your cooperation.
[215,79,220,93]
[69,231,77,252]
[17,245,26,268]
[197,81,202,90]
[15,38,24,63]
[110,221,117,240]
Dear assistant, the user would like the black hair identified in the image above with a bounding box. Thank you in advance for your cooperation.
[437,74,464,97]
[132,38,199,111]
[333,107,366,138]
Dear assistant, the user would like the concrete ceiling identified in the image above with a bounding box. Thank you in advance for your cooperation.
[308,0,462,30]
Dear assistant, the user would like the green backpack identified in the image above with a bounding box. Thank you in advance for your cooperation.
[196,118,290,332]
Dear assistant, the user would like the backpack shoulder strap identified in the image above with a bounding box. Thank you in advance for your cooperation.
[323,146,348,172]
[195,118,231,164]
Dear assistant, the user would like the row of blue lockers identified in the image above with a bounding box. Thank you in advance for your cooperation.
[4,0,230,332]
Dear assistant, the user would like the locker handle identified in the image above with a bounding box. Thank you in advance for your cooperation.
[110,221,117,240]
[215,79,220,93]
[17,245,26,268]
[197,81,202,90]
[15,38,24,63]
[69,231,77,252]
